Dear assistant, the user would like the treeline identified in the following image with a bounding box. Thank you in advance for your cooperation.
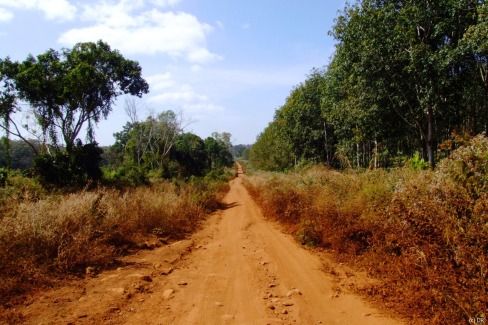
[0,138,39,169]
[0,120,235,187]
[251,0,488,170]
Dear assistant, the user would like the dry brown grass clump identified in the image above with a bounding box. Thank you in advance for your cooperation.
[0,179,228,307]
[244,134,488,324]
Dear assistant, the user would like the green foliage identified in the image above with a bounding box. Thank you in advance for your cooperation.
[0,138,40,169]
[204,135,234,171]
[252,1,487,171]
[0,167,7,187]
[171,132,207,177]
[0,40,149,155]
[230,144,252,159]
[249,69,334,170]
[407,153,429,171]
[0,169,45,209]
[250,119,294,171]
[108,115,234,182]
[33,142,103,186]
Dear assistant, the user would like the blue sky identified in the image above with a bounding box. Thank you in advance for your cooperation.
[0,0,345,146]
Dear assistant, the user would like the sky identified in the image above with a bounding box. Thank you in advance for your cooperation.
[0,0,345,146]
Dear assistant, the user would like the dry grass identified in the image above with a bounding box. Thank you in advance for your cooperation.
[244,135,488,324]
[0,177,229,307]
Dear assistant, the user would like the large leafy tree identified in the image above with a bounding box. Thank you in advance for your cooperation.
[331,0,481,169]
[462,2,488,132]
[249,118,294,171]
[204,135,234,171]
[0,40,149,155]
[120,110,183,169]
[171,132,208,177]
[279,68,330,164]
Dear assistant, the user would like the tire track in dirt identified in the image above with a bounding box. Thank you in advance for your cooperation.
[123,164,402,324]
[13,164,403,325]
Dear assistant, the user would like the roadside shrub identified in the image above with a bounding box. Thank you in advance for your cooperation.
[33,143,103,187]
[0,170,45,214]
[407,153,430,170]
[0,168,7,187]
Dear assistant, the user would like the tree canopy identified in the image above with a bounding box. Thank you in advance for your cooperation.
[0,40,149,155]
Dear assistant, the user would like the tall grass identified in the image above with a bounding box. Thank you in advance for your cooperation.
[244,134,488,324]
[0,175,230,307]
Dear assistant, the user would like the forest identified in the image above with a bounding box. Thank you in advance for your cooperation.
[250,0,487,171]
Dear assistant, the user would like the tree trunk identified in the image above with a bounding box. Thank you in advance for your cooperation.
[356,143,360,168]
[323,121,329,164]
[427,104,435,170]
[374,140,379,169]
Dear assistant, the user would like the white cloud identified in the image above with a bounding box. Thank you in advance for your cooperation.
[0,0,76,21]
[146,71,225,114]
[146,72,206,104]
[149,90,207,103]
[146,72,176,92]
[38,0,76,21]
[0,7,13,21]
[59,1,221,64]
[183,103,224,113]
[150,0,181,7]
[148,79,208,103]
[80,0,143,27]
[241,23,250,29]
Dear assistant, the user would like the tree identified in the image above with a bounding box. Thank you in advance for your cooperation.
[0,138,40,169]
[278,69,331,164]
[1,40,149,155]
[122,108,184,170]
[249,118,294,171]
[204,136,234,170]
[171,132,207,177]
[330,0,482,169]
[462,2,488,132]
[230,144,252,159]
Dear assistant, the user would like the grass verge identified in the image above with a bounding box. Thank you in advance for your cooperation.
[0,170,232,308]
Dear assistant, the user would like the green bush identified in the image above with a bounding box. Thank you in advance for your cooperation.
[33,143,103,187]
[407,153,429,170]
[0,168,7,187]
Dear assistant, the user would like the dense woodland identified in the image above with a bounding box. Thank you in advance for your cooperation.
[250,0,488,171]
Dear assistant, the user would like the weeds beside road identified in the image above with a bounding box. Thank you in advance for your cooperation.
[244,135,488,324]
[0,173,232,308]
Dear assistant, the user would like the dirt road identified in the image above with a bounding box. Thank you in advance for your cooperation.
[16,165,402,324]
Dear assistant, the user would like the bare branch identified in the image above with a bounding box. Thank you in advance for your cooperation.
[0,117,39,155]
